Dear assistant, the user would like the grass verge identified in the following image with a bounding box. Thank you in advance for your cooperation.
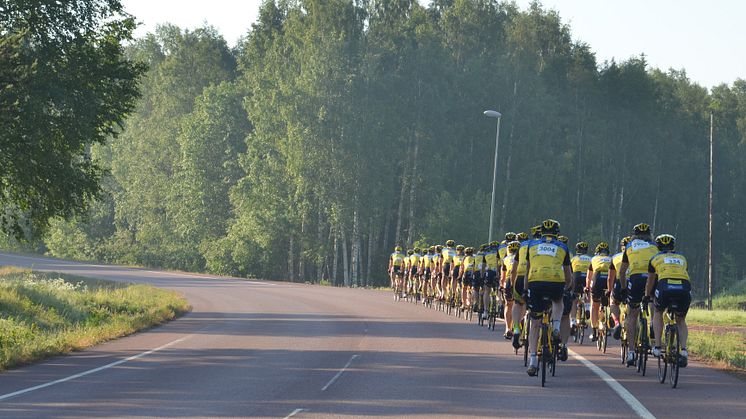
[687,308,746,327]
[688,329,746,371]
[0,267,190,371]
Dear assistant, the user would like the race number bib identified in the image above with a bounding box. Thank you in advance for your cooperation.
[537,244,558,257]
[631,240,652,250]
[664,257,684,266]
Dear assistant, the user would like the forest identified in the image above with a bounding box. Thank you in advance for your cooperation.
[3,0,746,297]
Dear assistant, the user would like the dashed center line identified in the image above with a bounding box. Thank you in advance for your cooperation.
[321,354,359,391]
[284,408,306,418]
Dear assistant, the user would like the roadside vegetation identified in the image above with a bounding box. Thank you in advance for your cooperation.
[0,267,190,370]
[687,293,746,371]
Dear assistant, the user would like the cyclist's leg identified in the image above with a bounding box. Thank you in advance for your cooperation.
[512,278,526,335]
[625,274,645,359]
[561,290,573,345]
[526,282,547,373]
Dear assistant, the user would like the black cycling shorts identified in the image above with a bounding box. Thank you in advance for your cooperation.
[442,263,452,277]
[423,268,431,281]
[504,278,513,302]
[591,273,608,302]
[527,281,564,315]
[627,273,648,305]
[512,275,526,304]
[392,266,401,275]
[484,269,497,288]
[654,278,691,316]
[452,266,461,281]
[573,272,587,294]
[562,289,574,315]
[410,267,418,277]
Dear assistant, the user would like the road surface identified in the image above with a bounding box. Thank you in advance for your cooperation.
[0,252,744,418]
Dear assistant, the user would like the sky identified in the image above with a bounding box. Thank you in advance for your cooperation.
[123,0,746,88]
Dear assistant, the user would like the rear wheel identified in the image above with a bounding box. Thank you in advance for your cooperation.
[670,327,680,388]
[540,333,548,387]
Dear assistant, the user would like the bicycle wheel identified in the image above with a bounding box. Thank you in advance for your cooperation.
[670,327,680,388]
[540,331,548,387]
[601,328,608,353]
[658,328,669,383]
[579,324,585,345]
[621,340,628,365]
[523,318,530,367]
[550,342,558,377]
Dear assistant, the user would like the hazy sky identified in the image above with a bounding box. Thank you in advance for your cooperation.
[123,0,745,88]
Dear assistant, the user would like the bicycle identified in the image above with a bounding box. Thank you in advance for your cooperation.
[633,302,651,376]
[619,304,628,365]
[536,297,559,387]
[657,302,683,388]
[487,288,498,331]
[597,301,611,353]
[521,311,531,365]
[572,292,589,345]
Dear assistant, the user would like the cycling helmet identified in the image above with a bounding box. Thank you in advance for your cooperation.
[413,247,421,254]
[531,225,542,238]
[595,242,610,254]
[395,246,402,252]
[465,247,474,254]
[505,232,517,242]
[479,244,488,252]
[489,241,499,247]
[655,234,676,251]
[429,246,436,253]
[435,245,443,252]
[456,245,465,251]
[575,242,589,253]
[541,219,560,236]
[557,235,569,244]
[407,249,414,255]
[516,232,528,241]
[507,241,520,253]
[620,236,631,250]
[633,223,651,236]
[446,239,455,247]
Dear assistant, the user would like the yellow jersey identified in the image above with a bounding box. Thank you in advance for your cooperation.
[611,252,625,274]
[516,242,529,276]
[409,253,421,267]
[498,240,508,259]
[571,254,592,273]
[442,247,456,264]
[649,252,690,281]
[590,254,612,273]
[484,248,499,270]
[463,255,477,273]
[503,254,516,274]
[624,239,658,275]
[423,254,432,269]
[390,252,406,267]
[453,253,464,267]
[527,237,570,283]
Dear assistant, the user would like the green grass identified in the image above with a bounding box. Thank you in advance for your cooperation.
[0,267,190,370]
[688,330,746,370]
[687,308,746,327]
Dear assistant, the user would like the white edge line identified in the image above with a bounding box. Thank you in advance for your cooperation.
[321,354,359,391]
[284,408,306,419]
[569,349,656,419]
[0,336,189,402]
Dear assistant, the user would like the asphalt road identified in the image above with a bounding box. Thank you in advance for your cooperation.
[0,252,744,418]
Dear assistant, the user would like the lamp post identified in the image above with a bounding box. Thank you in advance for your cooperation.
[484,110,502,243]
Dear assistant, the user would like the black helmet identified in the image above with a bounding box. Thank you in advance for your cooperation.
[446,239,455,247]
[541,219,560,236]
[505,232,517,242]
[655,234,676,251]
[633,223,651,237]
[595,242,610,254]
[575,242,589,254]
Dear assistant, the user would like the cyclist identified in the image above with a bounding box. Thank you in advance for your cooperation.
[530,225,542,239]
[607,236,631,339]
[619,223,658,366]
[501,240,520,339]
[389,246,406,289]
[442,240,456,300]
[587,242,611,342]
[646,234,691,366]
[452,245,466,309]
[433,245,443,299]
[482,242,500,320]
[523,219,573,375]
[461,247,478,312]
[570,242,591,335]
[474,245,488,315]
[499,232,517,260]
[409,248,422,297]
[422,246,435,302]
[510,232,530,349]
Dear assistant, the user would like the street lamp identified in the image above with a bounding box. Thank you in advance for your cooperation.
[484,110,502,243]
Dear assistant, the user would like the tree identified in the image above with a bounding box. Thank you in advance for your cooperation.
[0,0,145,237]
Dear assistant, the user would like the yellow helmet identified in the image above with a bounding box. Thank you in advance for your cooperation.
[505,232,517,241]
[456,244,465,251]
[633,223,651,236]
[620,236,631,250]
[516,232,528,241]
[541,219,560,235]
[655,234,676,250]
[595,242,609,254]
[557,235,569,244]
[530,225,542,238]
[575,241,589,253]
[507,241,520,253]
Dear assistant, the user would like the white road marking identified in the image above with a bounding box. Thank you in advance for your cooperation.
[569,349,656,419]
[0,336,190,402]
[321,354,359,391]
[284,408,306,418]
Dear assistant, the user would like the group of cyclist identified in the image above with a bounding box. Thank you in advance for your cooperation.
[388,220,693,378]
